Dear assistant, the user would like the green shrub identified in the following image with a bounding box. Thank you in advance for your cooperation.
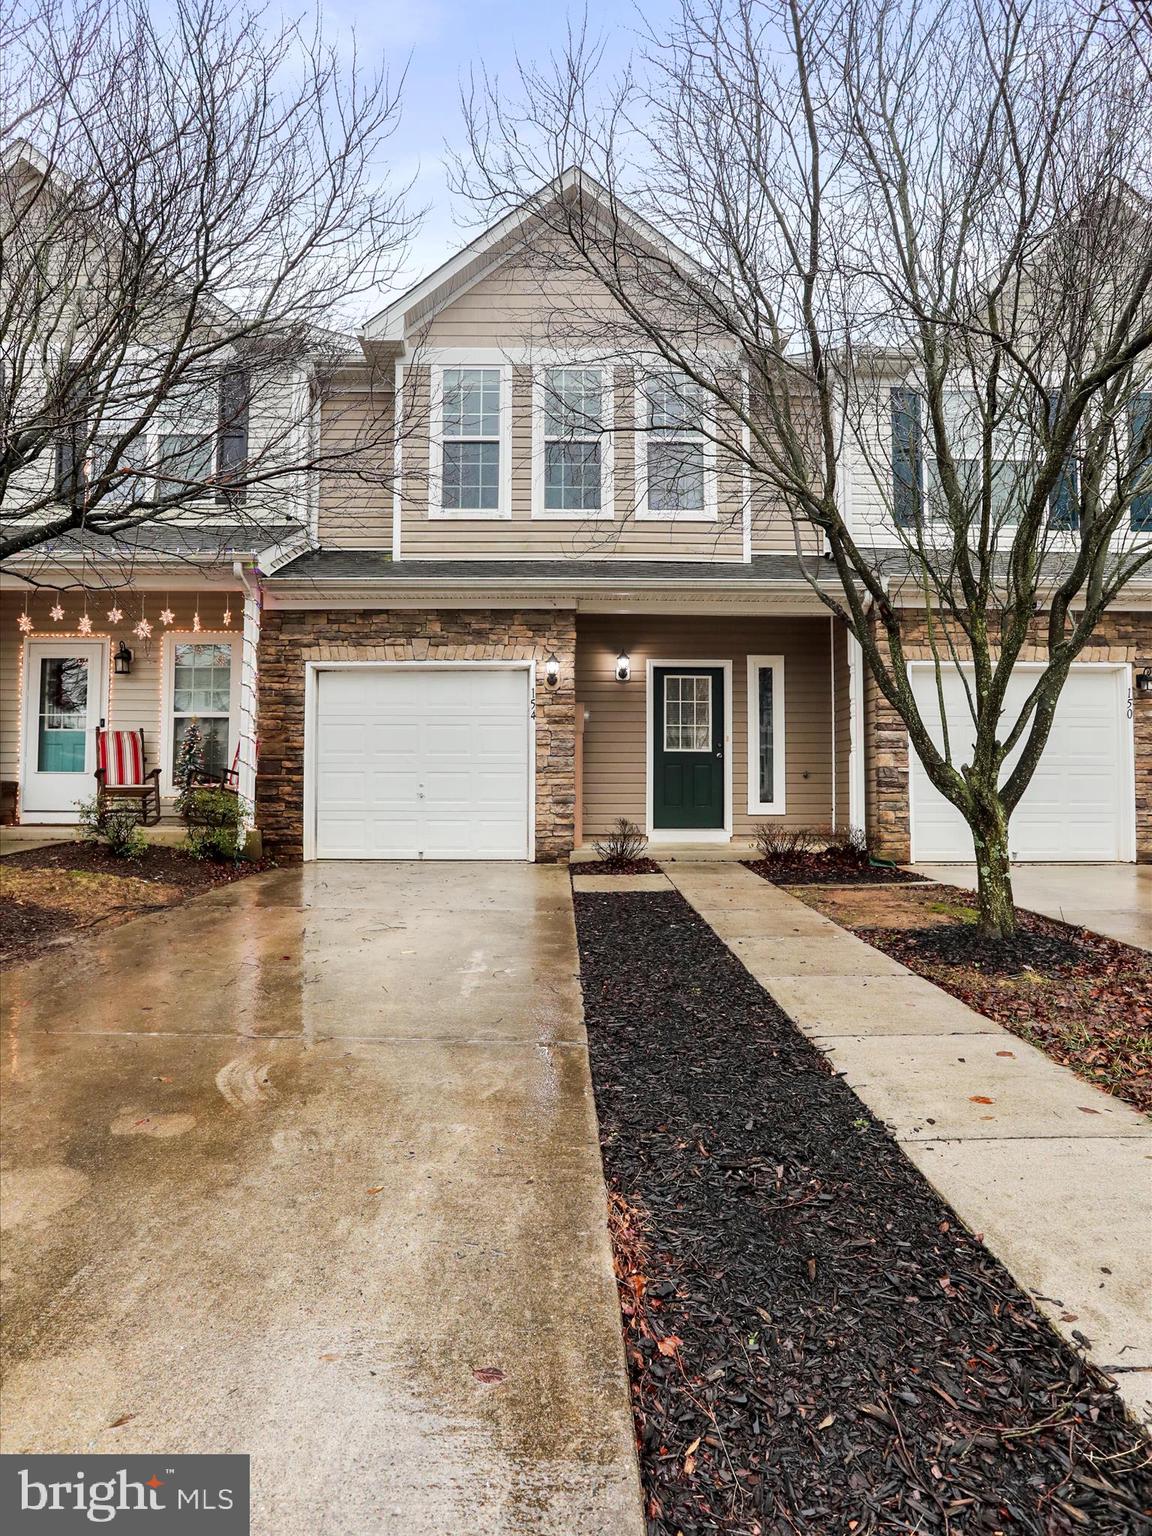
[181,787,248,861]
[76,796,148,859]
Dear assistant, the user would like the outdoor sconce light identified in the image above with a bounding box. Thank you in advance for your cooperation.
[1137,665,1152,698]
[615,652,631,683]
[113,641,133,677]
[543,653,561,689]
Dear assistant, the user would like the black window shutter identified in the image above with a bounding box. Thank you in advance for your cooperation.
[1131,393,1152,533]
[1047,393,1079,530]
[891,387,922,528]
[54,379,87,508]
[216,367,249,503]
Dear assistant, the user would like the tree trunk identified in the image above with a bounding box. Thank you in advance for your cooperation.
[968,790,1017,939]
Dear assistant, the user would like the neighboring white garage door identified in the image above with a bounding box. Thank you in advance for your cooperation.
[314,667,531,859]
[908,664,1133,862]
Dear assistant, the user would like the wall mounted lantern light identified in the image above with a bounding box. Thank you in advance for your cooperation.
[1137,665,1152,698]
[615,651,631,683]
[543,653,561,689]
[113,641,134,677]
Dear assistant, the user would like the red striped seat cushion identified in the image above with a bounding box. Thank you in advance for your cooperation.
[97,729,145,786]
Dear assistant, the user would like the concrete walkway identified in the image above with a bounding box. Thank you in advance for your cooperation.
[662,862,1152,1424]
[913,862,1152,952]
[0,863,643,1535]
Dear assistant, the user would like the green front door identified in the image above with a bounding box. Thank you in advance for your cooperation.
[652,667,725,829]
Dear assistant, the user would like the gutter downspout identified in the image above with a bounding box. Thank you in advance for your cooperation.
[233,559,261,848]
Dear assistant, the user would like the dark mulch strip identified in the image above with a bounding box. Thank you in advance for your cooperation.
[0,840,269,890]
[1,841,270,966]
[851,899,1152,1115]
[744,856,925,886]
[575,857,665,876]
[575,888,1152,1536]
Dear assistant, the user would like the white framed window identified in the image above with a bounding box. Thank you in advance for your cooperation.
[746,655,786,814]
[638,373,716,519]
[159,633,241,795]
[663,673,713,751]
[429,364,512,518]
[532,366,612,518]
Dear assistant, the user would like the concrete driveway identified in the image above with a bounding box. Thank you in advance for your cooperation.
[912,863,1151,951]
[0,864,642,1535]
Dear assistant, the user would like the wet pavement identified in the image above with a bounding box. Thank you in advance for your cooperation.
[0,863,644,1535]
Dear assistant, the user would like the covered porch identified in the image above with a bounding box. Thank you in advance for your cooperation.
[573,610,861,853]
[0,564,259,830]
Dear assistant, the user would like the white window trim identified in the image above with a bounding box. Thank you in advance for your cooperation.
[634,376,718,521]
[645,657,733,842]
[746,654,787,815]
[159,631,242,797]
[662,672,713,751]
[531,365,614,519]
[428,362,513,519]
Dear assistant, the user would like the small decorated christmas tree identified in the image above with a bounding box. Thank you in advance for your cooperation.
[175,720,206,799]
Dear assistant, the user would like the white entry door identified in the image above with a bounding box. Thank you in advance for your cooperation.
[908,663,1133,862]
[20,641,108,818]
[314,667,532,859]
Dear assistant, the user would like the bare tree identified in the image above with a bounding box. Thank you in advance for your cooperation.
[461,0,1152,936]
[0,0,411,567]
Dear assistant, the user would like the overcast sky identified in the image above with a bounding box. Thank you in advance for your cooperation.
[319,0,679,297]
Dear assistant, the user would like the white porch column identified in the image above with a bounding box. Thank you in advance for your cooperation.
[236,579,261,822]
[847,632,867,834]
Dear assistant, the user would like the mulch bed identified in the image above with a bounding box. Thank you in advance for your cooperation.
[0,841,269,966]
[574,888,1152,1536]
[798,884,1152,1115]
[575,857,665,875]
[743,856,925,886]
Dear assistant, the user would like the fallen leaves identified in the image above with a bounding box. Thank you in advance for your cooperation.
[575,885,1151,1536]
[969,1095,995,1104]
[682,1434,701,1475]
[472,1366,505,1384]
[108,1414,136,1428]
[804,884,1152,1114]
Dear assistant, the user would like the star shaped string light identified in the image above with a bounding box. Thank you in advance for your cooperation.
[78,614,94,635]
[192,611,202,633]
[221,607,232,627]
[133,618,153,640]
[159,607,175,626]
[17,612,33,634]
[107,605,123,624]
[49,602,65,622]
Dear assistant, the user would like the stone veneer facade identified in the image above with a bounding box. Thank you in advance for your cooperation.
[256,608,577,860]
[864,610,1152,864]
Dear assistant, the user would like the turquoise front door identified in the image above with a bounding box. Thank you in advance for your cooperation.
[652,667,725,830]
[20,641,106,816]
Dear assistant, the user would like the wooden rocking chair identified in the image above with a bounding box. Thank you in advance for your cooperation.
[94,727,162,826]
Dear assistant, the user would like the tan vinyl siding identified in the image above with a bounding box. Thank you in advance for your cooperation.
[319,382,395,550]
[396,363,746,561]
[575,613,834,840]
[421,249,620,349]
[1,589,241,806]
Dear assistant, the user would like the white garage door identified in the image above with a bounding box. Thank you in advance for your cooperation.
[314,668,531,859]
[908,664,1132,862]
